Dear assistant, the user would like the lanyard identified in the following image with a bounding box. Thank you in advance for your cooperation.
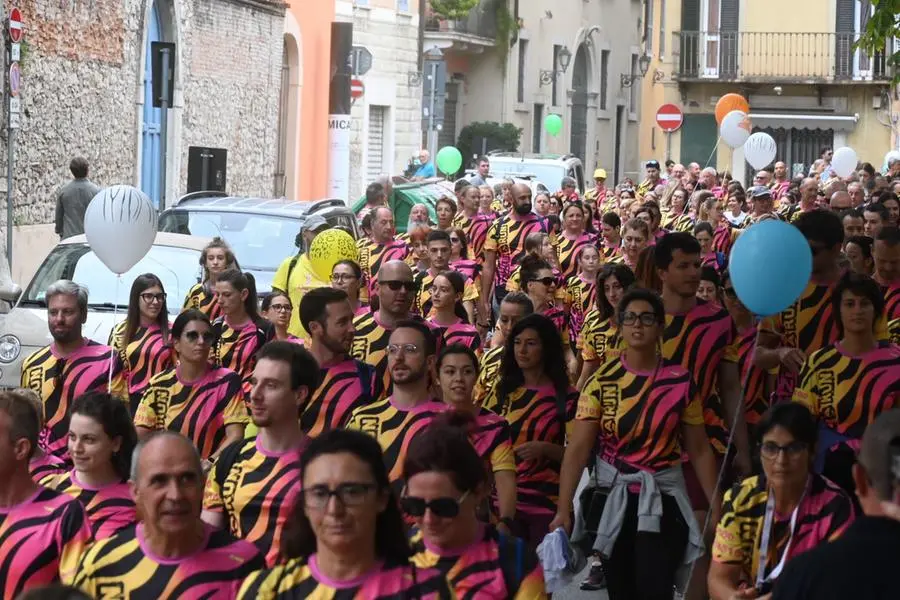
[755,479,808,588]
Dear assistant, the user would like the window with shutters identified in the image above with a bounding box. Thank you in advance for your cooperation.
[680,0,701,78]
[517,39,528,103]
[659,0,666,59]
[367,106,386,183]
[600,50,609,110]
[629,54,638,115]
[552,45,560,106]
[701,0,721,76]
[533,104,544,152]
[645,0,654,54]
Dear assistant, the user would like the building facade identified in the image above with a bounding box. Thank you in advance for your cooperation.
[424,0,644,184]
[6,0,286,282]
[639,0,895,182]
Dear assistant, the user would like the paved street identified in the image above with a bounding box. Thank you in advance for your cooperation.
[551,566,609,600]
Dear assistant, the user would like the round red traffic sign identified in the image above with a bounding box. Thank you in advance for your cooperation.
[656,103,684,132]
[350,77,365,100]
[8,8,22,43]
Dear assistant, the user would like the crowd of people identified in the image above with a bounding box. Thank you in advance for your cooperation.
[3,148,900,600]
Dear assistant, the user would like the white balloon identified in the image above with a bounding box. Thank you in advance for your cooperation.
[744,132,777,170]
[884,150,900,170]
[720,110,751,149]
[84,185,158,275]
[831,147,858,178]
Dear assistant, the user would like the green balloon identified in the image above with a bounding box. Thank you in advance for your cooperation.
[545,113,563,136]
[435,146,463,175]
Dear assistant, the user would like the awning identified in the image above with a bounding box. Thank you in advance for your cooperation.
[748,112,859,132]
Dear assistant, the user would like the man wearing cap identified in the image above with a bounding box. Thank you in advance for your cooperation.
[746,186,780,226]
[272,214,332,339]
[584,168,610,211]
[773,409,900,599]
[637,160,662,196]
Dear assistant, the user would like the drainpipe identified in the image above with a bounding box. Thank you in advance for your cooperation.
[418,0,426,71]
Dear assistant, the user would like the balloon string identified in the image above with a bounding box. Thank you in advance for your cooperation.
[108,275,120,392]
[704,136,722,168]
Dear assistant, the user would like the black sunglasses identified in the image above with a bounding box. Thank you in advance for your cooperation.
[529,276,557,287]
[400,491,469,518]
[184,331,215,344]
[380,280,418,292]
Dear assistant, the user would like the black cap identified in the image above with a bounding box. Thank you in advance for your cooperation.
[646,160,661,170]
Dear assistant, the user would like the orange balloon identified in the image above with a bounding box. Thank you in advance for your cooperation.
[715,93,750,124]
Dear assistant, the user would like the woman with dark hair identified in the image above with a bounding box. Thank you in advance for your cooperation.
[708,404,856,598]
[407,225,432,272]
[505,232,561,295]
[662,187,693,233]
[697,265,724,307]
[435,197,457,232]
[262,292,303,343]
[694,221,726,271]
[213,269,276,391]
[576,263,636,389]
[520,255,576,376]
[427,272,481,353]
[331,259,367,316]
[237,429,452,598]
[474,292,534,403]
[844,235,875,276]
[638,200,667,243]
[40,392,138,539]
[483,314,578,551]
[720,271,773,438]
[436,345,516,533]
[556,202,596,280]
[448,227,481,284]
[633,246,663,293]
[612,218,649,271]
[452,183,492,263]
[599,211,622,260]
[135,309,248,462]
[405,419,547,598]
[792,271,900,494]
[182,237,238,320]
[109,273,173,412]
[553,288,718,600]
[565,245,601,357]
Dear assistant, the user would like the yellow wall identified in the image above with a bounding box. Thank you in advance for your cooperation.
[742,0,833,33]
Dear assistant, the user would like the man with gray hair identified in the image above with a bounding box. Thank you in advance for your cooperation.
[54,156,100,239]
[72,431,263,597]
[19,280,125,459]
[773,409,900,598]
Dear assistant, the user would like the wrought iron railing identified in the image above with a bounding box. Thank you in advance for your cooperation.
[424,0,499,41]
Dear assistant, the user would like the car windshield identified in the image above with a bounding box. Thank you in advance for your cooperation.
[159,210,299,271]
[490,162,565,191]
[21,243,202,313]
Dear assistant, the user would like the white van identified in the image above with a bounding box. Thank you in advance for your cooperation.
[484,152,586,193]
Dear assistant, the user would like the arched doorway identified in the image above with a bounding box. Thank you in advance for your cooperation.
[141,1,165,207]
[569,45,589,164]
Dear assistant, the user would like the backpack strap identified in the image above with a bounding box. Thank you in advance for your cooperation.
[281,254,301,293]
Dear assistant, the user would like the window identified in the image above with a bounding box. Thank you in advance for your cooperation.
[533,104,544,152]
[552,44,560,106]
[644,0,654,54]
[600,50,609,110]
[629,53,638,113]
[354,0,369,5]
[659,0,666,58]
[397,0,409,11]
[517,39,528,103]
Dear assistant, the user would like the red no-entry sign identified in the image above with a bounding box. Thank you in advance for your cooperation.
[656,103,684,133]
[350,77,365,100]
[8,8,22,43]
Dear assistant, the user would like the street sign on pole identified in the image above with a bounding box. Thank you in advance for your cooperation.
[350,77,365,101]
[350,46,373,76]
[656,103,684,132]
[8,8,22,43]
[8,63,20,97]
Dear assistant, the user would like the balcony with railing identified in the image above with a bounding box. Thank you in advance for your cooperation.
[424,0,500,53]
[675,31,890,83]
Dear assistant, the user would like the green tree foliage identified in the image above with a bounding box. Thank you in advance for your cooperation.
[431,0,480,20]
[456,121,523,168]
[857,0,900,82]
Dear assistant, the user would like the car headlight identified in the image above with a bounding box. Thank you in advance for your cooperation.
[0,334,20,363]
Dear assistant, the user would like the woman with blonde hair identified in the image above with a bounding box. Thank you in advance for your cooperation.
[182,237,238,320]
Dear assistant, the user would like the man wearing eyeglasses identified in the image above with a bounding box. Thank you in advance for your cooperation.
[755,211,845,402]
[351,260,418,399]
[20,279,126,461]
[203,341,319,567]
[346,320,445,493]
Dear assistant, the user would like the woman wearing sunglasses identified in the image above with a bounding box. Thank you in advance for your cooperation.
[108,273,173,413]
[134,309,248,463]
[554,288,718,600]
[331,260,368,317]
[262,292,303,343]
[436,345,517,534]
[404,419,547,599]
[708,404,856,599]
[483,313,578,552]
[237,429,452,599]
[40,392,138,540]
[792,272,900,495]
[520,254,576,377]
[427,272,481,354]
[719,270,773,440]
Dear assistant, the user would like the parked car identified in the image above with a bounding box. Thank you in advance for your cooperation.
[0,232,210,389]
[158,193,359,294]
[484,152,586,193]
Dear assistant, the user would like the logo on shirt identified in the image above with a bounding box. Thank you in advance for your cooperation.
[97,582,125,600]
[357,415,381,436]
[25,366,43,392]
[816,369,837,424]
[350,336,369,359]
[599,384,619,436]
[782,303,798,348]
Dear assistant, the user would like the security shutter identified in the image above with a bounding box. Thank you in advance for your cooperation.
[680,0,701,77]
[745,127,834,185]
[367,106,386,182]
[438,83,458,149]
[720,0,739,77]
[835,0,855,79]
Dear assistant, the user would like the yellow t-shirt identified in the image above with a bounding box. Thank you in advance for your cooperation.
[271,254,329,339]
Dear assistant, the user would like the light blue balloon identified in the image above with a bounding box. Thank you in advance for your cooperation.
[728,220,812,316]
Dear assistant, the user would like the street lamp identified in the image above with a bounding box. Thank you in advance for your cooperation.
[539,45,572,86]
[621,53,652,87]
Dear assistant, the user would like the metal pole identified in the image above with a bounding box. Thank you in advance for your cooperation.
[159,47,170,208]
[6,117,12,268]
[665,130,672,163]
[427,61,437,159]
